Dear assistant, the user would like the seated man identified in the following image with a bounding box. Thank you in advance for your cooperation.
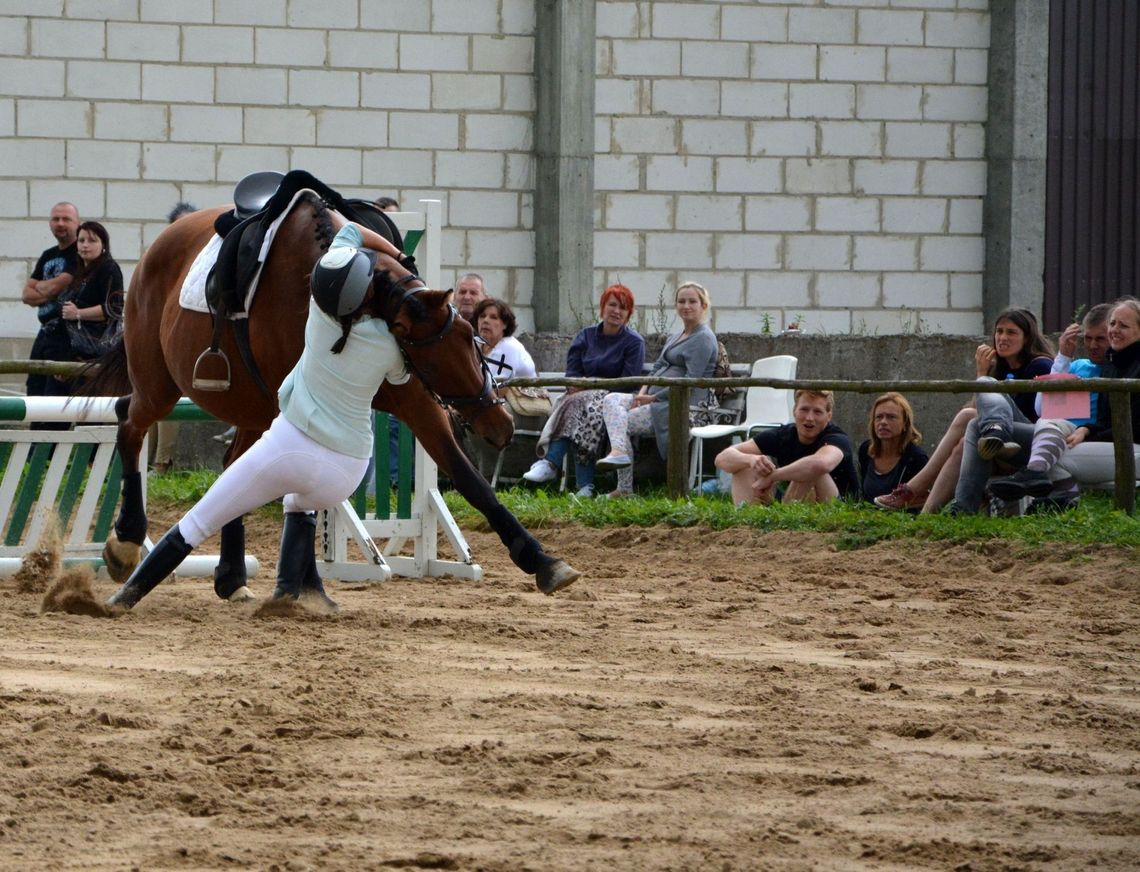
[715,389,857,505]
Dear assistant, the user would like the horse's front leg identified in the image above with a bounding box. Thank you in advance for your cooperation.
[103,395,150,582]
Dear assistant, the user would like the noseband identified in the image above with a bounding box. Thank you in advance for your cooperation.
[380,273,503,412]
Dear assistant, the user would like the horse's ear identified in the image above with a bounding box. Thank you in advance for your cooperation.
[417,288,453,310]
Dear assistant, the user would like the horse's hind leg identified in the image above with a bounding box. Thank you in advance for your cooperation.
[103,394,151,582]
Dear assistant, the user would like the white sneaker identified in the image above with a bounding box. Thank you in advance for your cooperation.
[522,459,558,483]
[574,485,594,498]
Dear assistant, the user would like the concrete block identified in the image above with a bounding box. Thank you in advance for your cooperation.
[505,153,534,190]
[361,72,431,110]
[820,46,885,82]
[216,146,288,182]
[883,272,948,308]
[612,39,680,77]
[614,117,678,154]
[752,44,817,81]
[432,0,498,33]
[596,117,612,153]
[954,48,988,85]
[29,179,104,218]
[817,272,880,308]
[30,17,104,57]
[705,273,745,309]
[786,234,850,270]
[786,158,851,194]
[288,0,358,28]
[789,7,855,44]
[716,234,782,270]
[921,310,985,335]
[94,102,168,141]
[142,143,214,182]
[0,58,64,98]
[140,0,211,23]
[243,107,316,145]
[921,235,984,272]
[954,124,985,159]
[360,0,430,31]
[855,84,922,120]
[605,193,672,230]
[436,151,504,188]
[0,219,54,261]
[66,140,140,180]
[884,122,951,158]
[106,181,180,220]
[886,47,954,84]
[651,79,717,117]
[473,35,534,74]
[501,0,534,35]
[182,181,238,205]
[747,271,811,309]
[182,25,254,63]
[816,196,880,232]
[446,191,520,229]
[465,114,532,151]
[750,122,815,158]
[647,156,713,192]
[721,6,787,42]
[315,108,388,149]
[949,198,983,234]
[598,78,642,115]
[142,64,213,104]
[171,105,243,143]
[922,160,986,196]
[682,41,749,79]
[255,28,328,67]
[715,157,782,193]
[106,22,179,61]
[0,17,25,54]
[388,112,459,149]
[652,2,718,39]
[882,197,946,233]
[852,235,918,271]
[820,121,882,157]
[363,148,434,188]
[807,309,853,335]
[722,82,788,119]
[594,230,640,267]
[683,119,748,156]
[0,98,11,136]
[289,70,361,109]
[854,159,919,195]
[596,2,640,39]
[67,61,141,100]
[326,32,399,71]
[468,229,534,267]
[926,11,990,49]
[398,34,469,71]
[16,99,89,138]
[67,0,137,20]
[924,85,987,122]
[790,83,855,119]
[595,154,640,191]
[503,74,534,111]
[646,232,713,268]
[215,1,285,25]
[950,273,983,310]
[290,147,362,185]
[677,194,742,231]
[0,181,27,217]
[857,10,924,46]
[746,195,810,232]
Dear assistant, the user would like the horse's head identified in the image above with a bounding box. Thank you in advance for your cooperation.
[369,254,514,449]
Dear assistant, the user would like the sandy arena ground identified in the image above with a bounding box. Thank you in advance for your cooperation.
[1,506,1138,871]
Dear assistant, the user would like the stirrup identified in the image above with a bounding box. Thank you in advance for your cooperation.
[192,348,231,391]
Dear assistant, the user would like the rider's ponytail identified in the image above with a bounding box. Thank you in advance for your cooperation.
[330,316,352,354]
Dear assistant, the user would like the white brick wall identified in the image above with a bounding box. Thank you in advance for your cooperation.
[1,1,991,340]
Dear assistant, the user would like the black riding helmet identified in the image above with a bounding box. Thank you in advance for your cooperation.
[310,246,378,318]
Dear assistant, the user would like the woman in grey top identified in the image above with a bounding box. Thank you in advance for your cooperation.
[596,282,719,497]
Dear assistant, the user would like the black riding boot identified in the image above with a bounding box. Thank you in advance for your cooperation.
[106,525,193,609]
[301,518,338,612]
[273,512,338,610]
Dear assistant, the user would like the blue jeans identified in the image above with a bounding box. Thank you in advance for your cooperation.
[544,437,593,490]
[953,383,1034,513]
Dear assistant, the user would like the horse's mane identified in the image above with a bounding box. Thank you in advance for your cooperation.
[374,268,429,321]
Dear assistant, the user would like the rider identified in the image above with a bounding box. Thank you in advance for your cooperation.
[107,216,414,611]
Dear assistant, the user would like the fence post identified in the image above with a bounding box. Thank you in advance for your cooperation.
[1109,392,1135,516]
[667,386,689,499]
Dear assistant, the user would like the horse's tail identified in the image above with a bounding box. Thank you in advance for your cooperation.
[73,335,132,398]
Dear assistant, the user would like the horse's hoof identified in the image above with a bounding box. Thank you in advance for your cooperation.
[536,559,581,595]
[227,586,256,603]
[102,536,141,584]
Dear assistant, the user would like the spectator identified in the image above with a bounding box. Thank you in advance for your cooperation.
[857,392,928,503]
[375,196,399,212]
[716,389,858,505]
[596,282,718,498]
[57,220,123,362]
[475,298,536,386]
[22,202,80,415]
[523,283,646,497]
[455,273,487,323]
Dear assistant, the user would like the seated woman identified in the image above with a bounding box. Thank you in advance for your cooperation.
[475,297,536,386]
[595,282,718,498]
[875,307,1053,513]
[522,283,646,497]
[857,392,928,503]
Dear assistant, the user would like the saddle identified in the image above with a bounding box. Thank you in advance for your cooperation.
[194,169,408,394]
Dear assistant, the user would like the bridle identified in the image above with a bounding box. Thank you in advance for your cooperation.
[377,272,503,412]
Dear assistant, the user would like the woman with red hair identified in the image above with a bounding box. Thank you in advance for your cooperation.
[523,283,646,496]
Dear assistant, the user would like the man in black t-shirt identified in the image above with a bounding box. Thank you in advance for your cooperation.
[21,202,80,399]
[715,389,857,505]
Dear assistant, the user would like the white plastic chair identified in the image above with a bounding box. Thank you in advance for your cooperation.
[688,355,798,489]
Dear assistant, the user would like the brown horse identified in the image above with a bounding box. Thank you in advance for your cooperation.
[81,191,580,598]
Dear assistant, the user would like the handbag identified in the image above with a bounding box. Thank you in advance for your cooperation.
[504,385,553,418]
[65,318,121,360]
